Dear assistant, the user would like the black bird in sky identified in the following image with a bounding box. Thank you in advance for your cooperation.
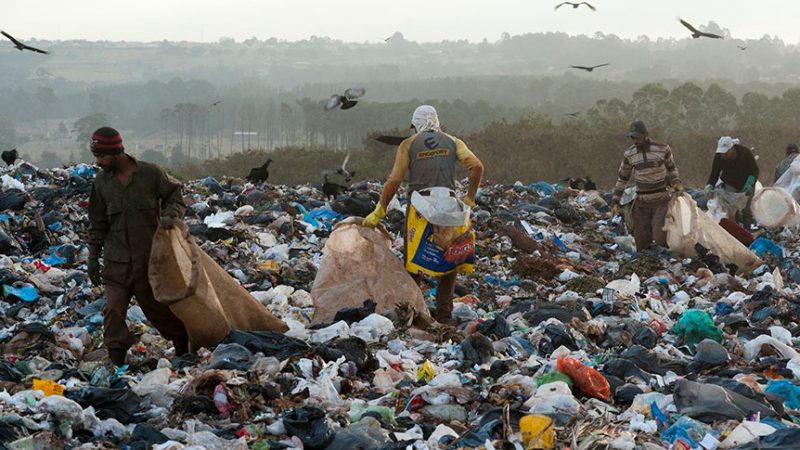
[737,45,748,51]
[210,100,222,107]
[564,112,580,118]
[554,2,595,11]
[1,31,49,54]
[375,135,406,146]
[679,19,724,39]
[246,158,273,183]
[570,63,609,72]
[325,87,366,111]
[1,149,18,166]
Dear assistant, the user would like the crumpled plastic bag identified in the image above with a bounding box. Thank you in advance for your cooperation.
[311,217,428,325]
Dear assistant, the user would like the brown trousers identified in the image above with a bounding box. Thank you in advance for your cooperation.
[632,197,669,251]
[102,260,188,351]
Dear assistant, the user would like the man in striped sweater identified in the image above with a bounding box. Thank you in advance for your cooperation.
[611,120,684,251]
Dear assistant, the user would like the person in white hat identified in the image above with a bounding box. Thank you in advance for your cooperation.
[362,105,484,325]
[705,136,759,226]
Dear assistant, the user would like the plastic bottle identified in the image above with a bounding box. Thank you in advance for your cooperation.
[213,384,231,417]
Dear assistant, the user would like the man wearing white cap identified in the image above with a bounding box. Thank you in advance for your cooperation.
[706,136,759,226]
[362,105,484,325]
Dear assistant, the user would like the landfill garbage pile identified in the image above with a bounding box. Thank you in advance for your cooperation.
[4,161,800,449]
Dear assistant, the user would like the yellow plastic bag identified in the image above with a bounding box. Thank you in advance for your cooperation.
[519,414,554,449]
[32,379,65,396]
[416,360,438,383]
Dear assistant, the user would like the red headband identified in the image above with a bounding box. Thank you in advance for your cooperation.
[90,132,124,155]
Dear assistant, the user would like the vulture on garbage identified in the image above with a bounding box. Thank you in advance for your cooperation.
[246,159,273,183]
[1,149,18,166]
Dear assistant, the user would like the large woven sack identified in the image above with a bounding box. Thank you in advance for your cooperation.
[311,217,428,325]
[149,222,287,351]
[665,195,762,274]
[752,187,800,228]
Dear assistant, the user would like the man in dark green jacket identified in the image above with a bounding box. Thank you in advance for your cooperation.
[86,126,188,366]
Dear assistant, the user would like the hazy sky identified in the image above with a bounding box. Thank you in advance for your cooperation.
[4,0,797,44]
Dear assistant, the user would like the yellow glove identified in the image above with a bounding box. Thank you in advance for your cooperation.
[463,196,476,208]
[362,203,386,228]
[674,182,684,197]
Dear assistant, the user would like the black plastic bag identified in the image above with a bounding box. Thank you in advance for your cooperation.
[218,331,310,360]
[332,299,377,324]
[313,336,377,371]
[0,189,26,211]
[66,387,144,424]
[461,333,494,366]
[283,406,335,450]
[476,317,511,340]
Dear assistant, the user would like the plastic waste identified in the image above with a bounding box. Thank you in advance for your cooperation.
[688,339,730,371]
[672,309,723,346]
[283,406,335,450]
[673,379,777,422]
[2,284,39,302]
[750,237,785,261]
[520,414,554,449]
[556,356,610,401]
[765,380,800,410]
[743,335,800,361]
[719,421,777,449]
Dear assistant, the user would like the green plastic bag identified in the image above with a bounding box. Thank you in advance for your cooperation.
[672,309,723,346]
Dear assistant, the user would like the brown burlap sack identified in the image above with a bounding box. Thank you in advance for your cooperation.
[311,217,428,325]
[149,222,287,351]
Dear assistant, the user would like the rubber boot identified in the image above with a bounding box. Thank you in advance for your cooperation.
[108,349,127,367]
[174,340,190,357]
[434,272,457,326]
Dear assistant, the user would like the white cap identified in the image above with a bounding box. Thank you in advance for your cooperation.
[716,136,739,153]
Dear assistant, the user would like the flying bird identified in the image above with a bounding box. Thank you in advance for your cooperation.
[563,112,580,118]
[336,153,354,182]
[737,45,748,50]
[679,18,724,39]
[246,158,273,184]
[570,63,609,72]
[1,31,49,54]
[554,2,595,11]
[210,100,222,107]
[324,87,366,111]
[1,149,18,166]
[375,135,406,146]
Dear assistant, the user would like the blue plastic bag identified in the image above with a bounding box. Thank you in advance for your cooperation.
[750,237,784,261]
[2,284,39,302]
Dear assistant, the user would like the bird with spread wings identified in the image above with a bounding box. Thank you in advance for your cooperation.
[570,63,609,72]
[1,31,49,54]
[679,18,724,39]
[554,2,595,11]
